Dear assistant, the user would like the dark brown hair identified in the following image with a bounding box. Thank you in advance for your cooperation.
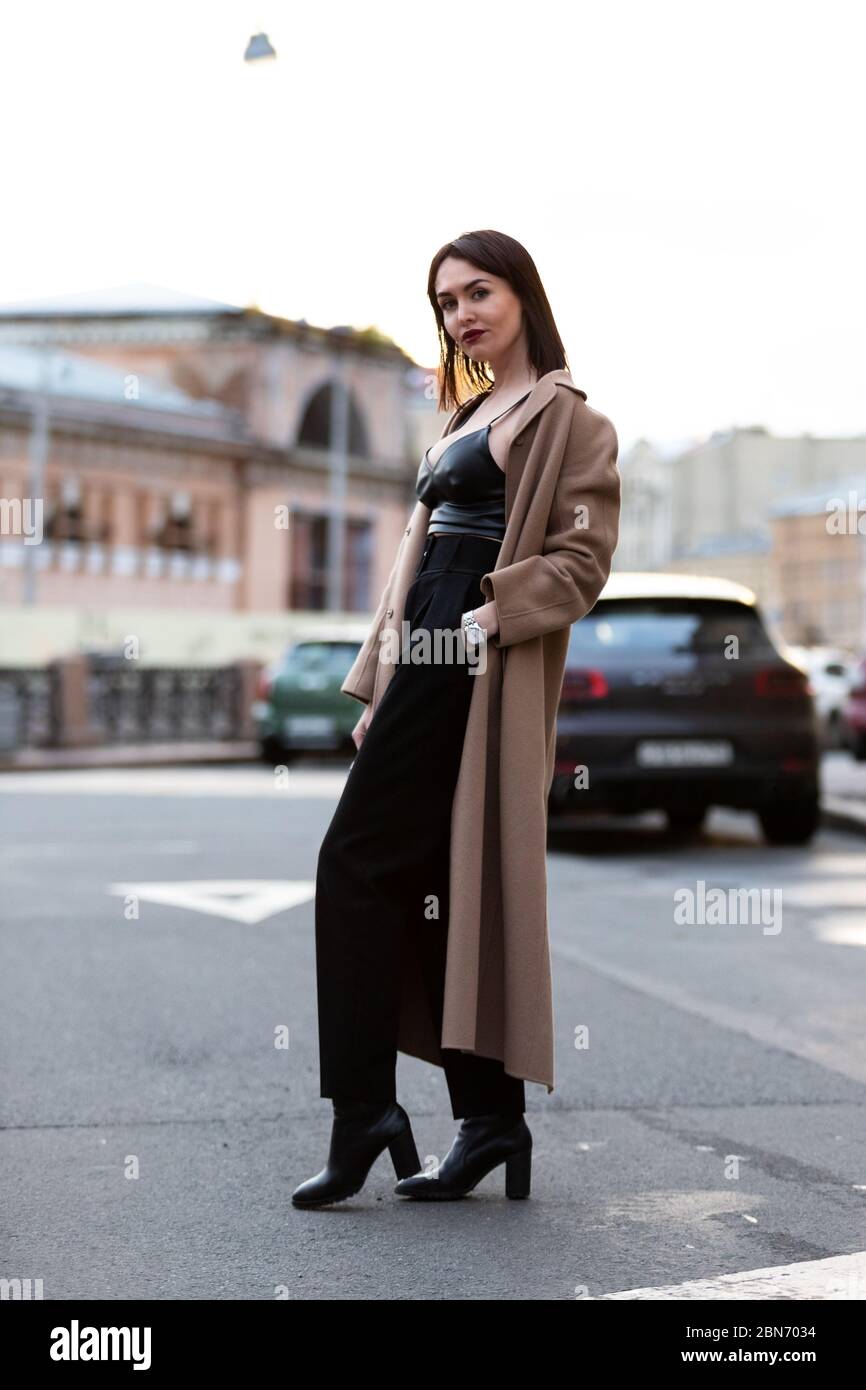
[426,229,570,412]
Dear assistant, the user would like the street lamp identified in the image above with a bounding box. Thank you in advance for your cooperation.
[327,346,350,615]
[22,349,68,605]
[243,32,276,62]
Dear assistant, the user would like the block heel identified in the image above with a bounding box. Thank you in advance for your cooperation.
[505,1144,532,1198]
[388,1124,421,1179]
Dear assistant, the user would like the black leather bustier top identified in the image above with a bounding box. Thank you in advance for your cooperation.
[415,391,530,540]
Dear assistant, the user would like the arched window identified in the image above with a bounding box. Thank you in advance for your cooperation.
[296,381,370,457]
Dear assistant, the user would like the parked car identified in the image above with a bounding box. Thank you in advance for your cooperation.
[782,644,857,748]
[548,573,821,845]
[252,637,364,763]
[840,654,866,760]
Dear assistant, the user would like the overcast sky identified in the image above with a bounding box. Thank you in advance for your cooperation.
[0,0,862,454]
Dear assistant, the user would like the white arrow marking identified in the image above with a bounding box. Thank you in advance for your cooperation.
[107,880,315,923]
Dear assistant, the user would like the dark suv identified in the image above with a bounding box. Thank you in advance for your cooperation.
[548,573,820,845]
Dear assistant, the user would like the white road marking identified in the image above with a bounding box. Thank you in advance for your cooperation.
[106,879,315,922]
[592,1248,866,1300]
[782,881,866,907]
[550,850,866,947]
[0,840,200,858]
[0,767,349,796]
[813,919,866,946]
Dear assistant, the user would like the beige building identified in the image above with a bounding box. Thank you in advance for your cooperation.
[616,425,866,643]
[769,473,866,651]
[0,286,435,662]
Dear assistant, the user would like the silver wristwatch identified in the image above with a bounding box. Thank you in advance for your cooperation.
[461,608,486,646]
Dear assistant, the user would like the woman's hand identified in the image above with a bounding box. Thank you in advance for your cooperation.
[470,600,499,640]
[351,704,373,750]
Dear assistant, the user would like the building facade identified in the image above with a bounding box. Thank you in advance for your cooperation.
[0,287,434,652]
[616,424,866,646]
[769,473,866,651]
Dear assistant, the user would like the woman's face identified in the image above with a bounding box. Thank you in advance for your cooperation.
[434,256,524,364]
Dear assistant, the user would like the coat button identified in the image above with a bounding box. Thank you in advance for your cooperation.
[386,608,393,618]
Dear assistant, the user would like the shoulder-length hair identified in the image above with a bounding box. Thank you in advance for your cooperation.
[426,229,570,413]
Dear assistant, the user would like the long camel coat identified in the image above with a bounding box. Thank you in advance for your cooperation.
[339,368,621,1092]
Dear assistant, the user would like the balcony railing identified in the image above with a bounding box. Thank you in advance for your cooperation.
[0,540,241,582]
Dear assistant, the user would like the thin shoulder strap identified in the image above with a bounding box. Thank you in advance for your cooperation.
[488,391,531,426]
[446,392,488,434]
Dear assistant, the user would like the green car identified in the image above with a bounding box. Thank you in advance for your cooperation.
[252,638,364,763]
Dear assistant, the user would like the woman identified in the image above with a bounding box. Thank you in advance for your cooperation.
[292,229,621,1208]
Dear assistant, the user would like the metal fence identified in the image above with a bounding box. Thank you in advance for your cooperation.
[0,668,60,750]
[86,665,243,744]
[0,662,246,751]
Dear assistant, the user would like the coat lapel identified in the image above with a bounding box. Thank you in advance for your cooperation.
[505,370,586,533]
[508,368,585,436]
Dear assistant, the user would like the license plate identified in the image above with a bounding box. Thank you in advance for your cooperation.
[636,739,734,767]
[285,715,336,739]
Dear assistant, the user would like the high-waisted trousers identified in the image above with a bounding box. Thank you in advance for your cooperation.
[314,531,526,1120]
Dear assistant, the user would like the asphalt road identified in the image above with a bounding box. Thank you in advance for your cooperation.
[2,762,866,1300]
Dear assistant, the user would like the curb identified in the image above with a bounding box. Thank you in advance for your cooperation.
[820,797,866,837]
[0,742,260,773]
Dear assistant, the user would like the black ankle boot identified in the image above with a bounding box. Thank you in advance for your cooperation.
[291,1100,421,1208]
[393,1112,532,1200]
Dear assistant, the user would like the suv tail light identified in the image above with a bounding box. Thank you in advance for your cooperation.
[255,668,273,701]
[561,668,609,701]
[754,666,813,698]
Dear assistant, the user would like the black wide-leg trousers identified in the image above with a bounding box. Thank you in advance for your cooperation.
[315,531,526,1120]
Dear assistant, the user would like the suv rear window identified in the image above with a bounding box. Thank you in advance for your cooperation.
[568,598,775,657]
